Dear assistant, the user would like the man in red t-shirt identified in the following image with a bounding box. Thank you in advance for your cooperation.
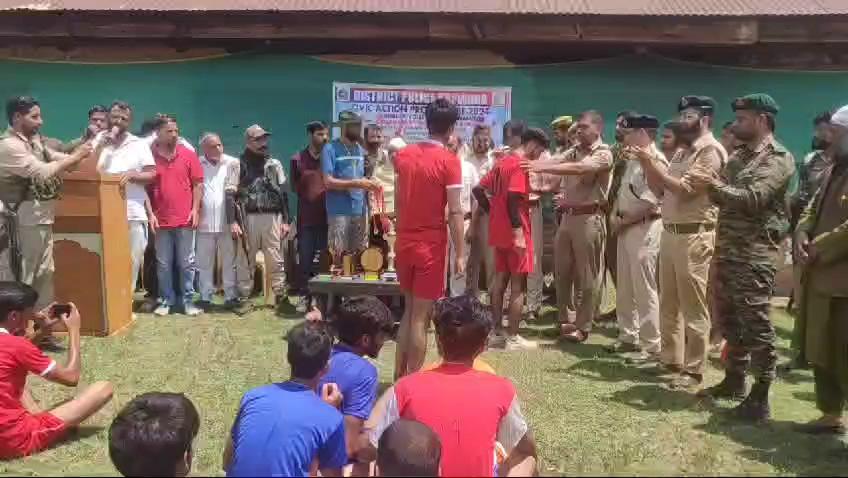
[393,99,465,379]
[473,128,550,351]
[146,115,204,317]
[368,295,537,477]
[0,281,113,459]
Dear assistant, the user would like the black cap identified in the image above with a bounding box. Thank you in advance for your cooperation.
[677,95,717,115]
[521,127,550,146]
[621,113,660,129]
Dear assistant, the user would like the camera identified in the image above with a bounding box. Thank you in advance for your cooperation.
[50,303,72,318]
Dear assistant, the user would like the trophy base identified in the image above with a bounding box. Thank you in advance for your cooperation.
[382,271,398,282]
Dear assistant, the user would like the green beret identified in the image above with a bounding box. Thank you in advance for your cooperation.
[732,94,780,114]
[677,95,716,115]
[621,113,660,129]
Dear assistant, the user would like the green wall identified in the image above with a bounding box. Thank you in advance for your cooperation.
[3,52,847,164]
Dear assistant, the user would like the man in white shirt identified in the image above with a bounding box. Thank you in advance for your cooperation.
[96,101,156,296]
[196,133,240,310]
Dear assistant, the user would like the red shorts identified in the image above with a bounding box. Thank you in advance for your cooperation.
[396,239,446,300]
[0,412,67,459]
[495,246,533,274]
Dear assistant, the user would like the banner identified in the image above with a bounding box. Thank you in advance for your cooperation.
[333,82,512,145]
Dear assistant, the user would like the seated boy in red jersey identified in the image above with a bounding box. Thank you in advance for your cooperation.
[0,282,113,459]
[393,98,466,379]
[472,127,550,351]
[367,295,537,477]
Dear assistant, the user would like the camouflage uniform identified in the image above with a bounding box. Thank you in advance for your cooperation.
[710,134,794,384]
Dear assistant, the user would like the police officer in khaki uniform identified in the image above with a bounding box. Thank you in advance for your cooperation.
[608,114,667,360]
[637,96,726,391]
[527,110,612,343]
[0,96,91,347]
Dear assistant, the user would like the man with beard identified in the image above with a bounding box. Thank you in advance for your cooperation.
[322,112,380,261]
[690,94,794,421]
[783,111,835,371]
[525,111,612,343]
[0,96,92,350]
[720,121,740,154]
[95,101,157,300]
[147,116,203,317]
[793,104,848,435]
[637,96,726,391]
[291,121,329,296]
[235,124,292,311]
[363,124,385,178]
[464,124,495,295]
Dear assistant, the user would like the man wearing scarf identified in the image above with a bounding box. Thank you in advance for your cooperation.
[234,124,292,313]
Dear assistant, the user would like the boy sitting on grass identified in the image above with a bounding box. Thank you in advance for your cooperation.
[109,392,200,477]
[0,281,113,460]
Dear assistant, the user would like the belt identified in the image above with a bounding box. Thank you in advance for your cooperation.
[663,222,715,234]
[625,213,662,225]
[562,203,603,216]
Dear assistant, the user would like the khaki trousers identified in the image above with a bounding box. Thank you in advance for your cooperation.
[555,213,605,332]
[20,224,54,309]
[236,213,286,297]
[527,204,544,312]
[616,219,662,352]
[659,229,714,375]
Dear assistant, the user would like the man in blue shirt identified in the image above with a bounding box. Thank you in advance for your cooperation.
[322,111,381,259]
[320,296,393,472]
[224,322,347,477]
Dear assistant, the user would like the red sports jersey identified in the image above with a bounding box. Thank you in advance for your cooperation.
[394,140,463,245]
[478,153,532,251]
[0,330,62,458]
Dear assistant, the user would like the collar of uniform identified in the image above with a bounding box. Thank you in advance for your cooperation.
[577,138,603,154]
[4,127,34,147]
[748,134,775,155]
[691,132,718,152]
[421,138,445,148]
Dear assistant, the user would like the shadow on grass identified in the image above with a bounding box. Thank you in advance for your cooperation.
[792,391,817,403]
[774,323,795,343]
[779,369,814,385]
[611,384,716,412]
[696,414,848,475]
[546,358,666,385]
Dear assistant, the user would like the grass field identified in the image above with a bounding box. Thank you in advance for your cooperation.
[2,302,847,476]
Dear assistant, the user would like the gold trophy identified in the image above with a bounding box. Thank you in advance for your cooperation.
[383,230,398,281]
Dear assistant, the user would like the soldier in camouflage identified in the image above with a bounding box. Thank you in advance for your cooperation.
[689,93,795,422]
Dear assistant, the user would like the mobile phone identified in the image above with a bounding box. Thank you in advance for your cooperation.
[51,304,72,318]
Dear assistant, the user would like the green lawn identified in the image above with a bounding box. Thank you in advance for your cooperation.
[2,303,847,476]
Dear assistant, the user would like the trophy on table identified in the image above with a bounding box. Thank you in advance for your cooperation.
[383,229,398,281]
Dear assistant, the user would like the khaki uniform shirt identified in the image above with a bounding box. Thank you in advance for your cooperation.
[559,140,613,207]
[0,128,69,225]
[662,132,727,225]
[616,143,667,217]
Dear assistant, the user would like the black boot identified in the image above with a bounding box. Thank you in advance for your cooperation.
[733,381,771,422]
[697,372,747,401]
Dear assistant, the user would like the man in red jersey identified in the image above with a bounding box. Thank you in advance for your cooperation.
[473,127,549,351]
[367,295,537,477]
[393,98,465,379]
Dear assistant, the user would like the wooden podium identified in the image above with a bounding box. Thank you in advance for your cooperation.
[53,168,133,336]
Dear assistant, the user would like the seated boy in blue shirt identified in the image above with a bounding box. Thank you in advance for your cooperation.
[224,321,348,477]
[321,296,393,472]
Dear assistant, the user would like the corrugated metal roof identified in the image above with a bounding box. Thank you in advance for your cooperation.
[0,0,846,15]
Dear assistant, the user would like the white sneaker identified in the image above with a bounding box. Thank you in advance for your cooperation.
[154,305,170,317]
[488,331,507,349]
[184,304,202,317]
[505,334,538,351]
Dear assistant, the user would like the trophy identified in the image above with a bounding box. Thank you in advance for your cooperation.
[383,230,398,281]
